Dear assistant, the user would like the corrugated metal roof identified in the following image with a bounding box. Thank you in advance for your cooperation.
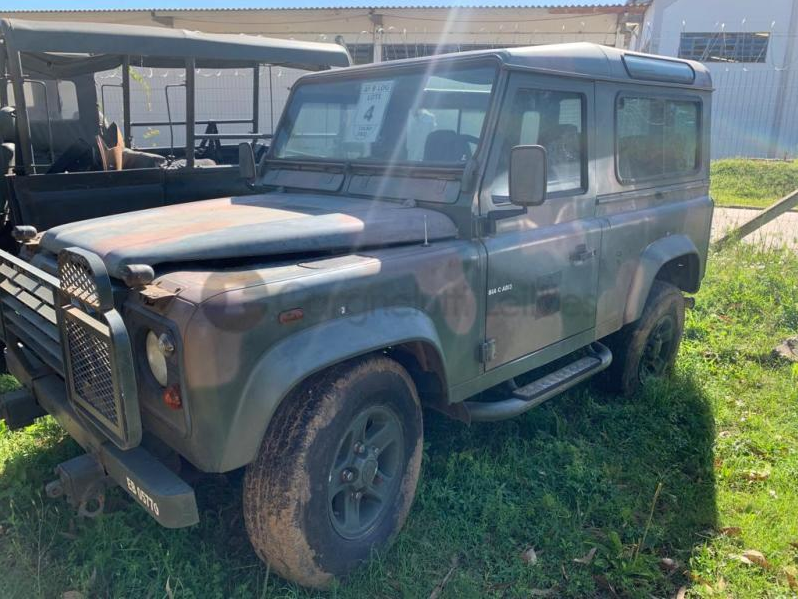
[1,4,639,14]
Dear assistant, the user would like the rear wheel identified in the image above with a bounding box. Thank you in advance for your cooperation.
[600,280,685,396]
[243,356,423,588]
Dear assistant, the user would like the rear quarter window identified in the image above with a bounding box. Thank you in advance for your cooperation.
[616,95,700,184]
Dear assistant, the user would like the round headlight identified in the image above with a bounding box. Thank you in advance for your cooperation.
[146,330,169,387]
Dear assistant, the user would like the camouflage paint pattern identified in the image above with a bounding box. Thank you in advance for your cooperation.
[2,44,712,480]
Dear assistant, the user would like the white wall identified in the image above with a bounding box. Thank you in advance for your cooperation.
[633,0,798,159]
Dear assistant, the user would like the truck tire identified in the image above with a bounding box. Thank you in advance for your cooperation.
[599,280,685,396]
[243,355,423,588]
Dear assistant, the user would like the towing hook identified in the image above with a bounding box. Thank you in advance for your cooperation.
[45,479,65,499]
[45,453,109,519]
[77,488,106,519]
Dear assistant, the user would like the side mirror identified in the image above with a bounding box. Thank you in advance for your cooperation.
[238,142,257,181]
[509,144,547,206]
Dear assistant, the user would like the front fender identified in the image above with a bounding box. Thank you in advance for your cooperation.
[623,234,699,324]
[218,307,445,471]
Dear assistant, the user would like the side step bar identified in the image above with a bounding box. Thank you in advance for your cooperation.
[465,342,612,422]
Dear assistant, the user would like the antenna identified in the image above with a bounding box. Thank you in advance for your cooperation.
[422,215,430,247]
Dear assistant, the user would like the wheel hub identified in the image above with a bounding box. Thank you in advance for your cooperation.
[360,456,379,486]
[327,406,404,540]
[639,313,676,383]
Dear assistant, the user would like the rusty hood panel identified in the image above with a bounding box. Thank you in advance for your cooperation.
[39,193,457,278]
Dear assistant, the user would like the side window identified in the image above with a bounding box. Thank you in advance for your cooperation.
[616,96,700,183]
[486,88,586,202]
[6,80,80,121]
[56,81,79,120]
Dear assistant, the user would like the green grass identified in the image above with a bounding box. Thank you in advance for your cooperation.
[711,159,798,208]
[3,243,798,598]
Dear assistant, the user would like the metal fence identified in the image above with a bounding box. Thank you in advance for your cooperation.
[710,67,798,160]
[97,39,798,161]
[97,65,305,150]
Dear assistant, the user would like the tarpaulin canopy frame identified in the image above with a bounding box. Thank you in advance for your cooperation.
[0,18,351,172]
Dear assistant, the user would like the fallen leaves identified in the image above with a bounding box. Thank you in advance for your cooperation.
[719,526,742,537]
[784,565,798,591]
[734,549,769,568]
[742,549,768,568]
[773,337,798,362]
[745,470,770,482]
[428,555,459,599]
[573,547,597,565]
[521,546,538,566]
[659,557,679,574]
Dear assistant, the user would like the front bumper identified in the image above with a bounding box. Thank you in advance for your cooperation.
[4,345,199,528]
[0,247,198,528]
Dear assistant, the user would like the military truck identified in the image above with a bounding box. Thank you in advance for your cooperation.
[0,43,712,588]
[0,18,350,249]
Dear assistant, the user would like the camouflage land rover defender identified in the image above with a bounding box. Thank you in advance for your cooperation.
[0,43,712,588]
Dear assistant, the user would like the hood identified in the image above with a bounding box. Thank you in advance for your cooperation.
[40,193,458,279]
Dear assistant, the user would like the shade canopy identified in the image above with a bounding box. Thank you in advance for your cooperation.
[1,18,351,74]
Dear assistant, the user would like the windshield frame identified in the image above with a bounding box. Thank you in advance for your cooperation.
[267,54,503,171]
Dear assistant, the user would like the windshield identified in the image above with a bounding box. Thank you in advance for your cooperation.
[271,62,497,165]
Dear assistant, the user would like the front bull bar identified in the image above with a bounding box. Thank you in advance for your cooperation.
[2,346,198,529]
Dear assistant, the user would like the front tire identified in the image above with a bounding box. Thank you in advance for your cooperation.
[243,356,423,588]
[600,280,685,396]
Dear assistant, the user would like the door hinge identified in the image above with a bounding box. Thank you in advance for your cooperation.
[473,215,491,238]
[479,338,496,364]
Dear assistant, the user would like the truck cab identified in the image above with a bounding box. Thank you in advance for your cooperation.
[0,42,712,588]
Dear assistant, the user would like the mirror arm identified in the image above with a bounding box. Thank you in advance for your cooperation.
[488,207,526,221]
[476,207,527,236]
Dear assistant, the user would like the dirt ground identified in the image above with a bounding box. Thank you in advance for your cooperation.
[711,206,798,249]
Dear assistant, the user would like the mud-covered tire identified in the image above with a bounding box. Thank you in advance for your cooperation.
[243,356,423,588]
[599,280,685,396]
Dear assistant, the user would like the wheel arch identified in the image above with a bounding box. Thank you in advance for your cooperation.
[218,308,448,472]
[623,234,701,325]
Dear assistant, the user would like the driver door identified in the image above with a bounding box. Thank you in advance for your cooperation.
[479,73,601,369]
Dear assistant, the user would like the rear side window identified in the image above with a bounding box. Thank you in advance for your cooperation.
[616,96,700,183]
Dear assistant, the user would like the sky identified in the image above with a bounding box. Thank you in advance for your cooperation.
[9,0,624,12]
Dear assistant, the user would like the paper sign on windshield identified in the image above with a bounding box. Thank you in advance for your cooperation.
[346,80,394,143]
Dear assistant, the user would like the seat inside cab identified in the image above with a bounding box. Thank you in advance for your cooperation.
[3,77,217,174]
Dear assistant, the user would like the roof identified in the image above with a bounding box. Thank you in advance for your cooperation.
[305,42,712,89]
[0,18,351,70]
[1,5,642,12]
[505,43,710,88]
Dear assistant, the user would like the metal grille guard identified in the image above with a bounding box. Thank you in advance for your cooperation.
[0,250,63,375]
[57,247,141,450]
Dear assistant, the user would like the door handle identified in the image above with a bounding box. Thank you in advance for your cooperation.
[570,244,596,264]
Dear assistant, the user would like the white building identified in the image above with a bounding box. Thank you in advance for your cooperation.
[4,2,793,158]
[629,0,798,159]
